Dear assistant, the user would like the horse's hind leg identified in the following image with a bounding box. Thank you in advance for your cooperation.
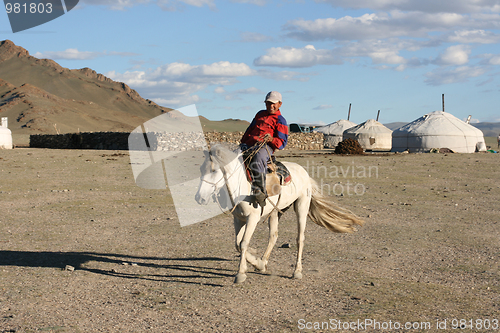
[259,211,279,273]
[293,193,310,280]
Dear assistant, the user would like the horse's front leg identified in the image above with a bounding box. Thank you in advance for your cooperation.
[259,211,279,273]
[234,216,262,271]
[235,214,259,283]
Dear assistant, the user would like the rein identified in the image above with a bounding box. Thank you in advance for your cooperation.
[205,144,284,216]
[204,150,244,215]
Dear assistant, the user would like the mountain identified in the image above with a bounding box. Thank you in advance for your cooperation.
[470,122,500,137]
[0,40,175,136]
[383,122,408,131]
[0,40,249,139]
[199,116,249,132]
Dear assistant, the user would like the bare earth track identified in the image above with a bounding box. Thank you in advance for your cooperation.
[0,148,499,332]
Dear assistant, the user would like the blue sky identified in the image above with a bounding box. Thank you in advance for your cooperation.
[2,0,500,125]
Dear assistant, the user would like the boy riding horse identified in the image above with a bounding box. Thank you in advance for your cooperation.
[240,91,288,207]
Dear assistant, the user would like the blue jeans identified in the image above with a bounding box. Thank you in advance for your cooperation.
[241,144,273,174]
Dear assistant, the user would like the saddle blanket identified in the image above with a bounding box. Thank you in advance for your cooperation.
[272,161,292,185]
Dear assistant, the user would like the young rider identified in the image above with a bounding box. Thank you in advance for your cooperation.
[240,91,288,207]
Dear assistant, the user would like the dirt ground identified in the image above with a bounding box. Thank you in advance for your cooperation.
[0,147,499,332]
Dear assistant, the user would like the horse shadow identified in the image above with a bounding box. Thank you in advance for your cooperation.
[0,251,236,287]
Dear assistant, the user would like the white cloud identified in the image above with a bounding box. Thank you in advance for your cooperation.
[424,66,487,85]
[106,61,308,107]
[253,38,432,69]
[157,0,215,11]
[313,104,333,110]
[236,87,261,94]
[478,53,500,65]
[221,87,263,100]
[82,0,215,10]
[274,6,500,81]
[445,30,500,44]
[34,49,103,60]
[434,45,471,66]
[152,95,201,106]
[257,69,313,81]
[339,39,409,64]
[82,0,150,10]
[33,49,139,60]
[314,0,500,14]
[106,61,253,107]
[230,0,267,5]
[254,45,342,67]
[489,55,500,65]
[284,11,500,41]
[285,14,398,41]
[149,61,254,84]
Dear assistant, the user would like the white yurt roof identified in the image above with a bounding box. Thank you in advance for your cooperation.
[314,119,357,135]
[314,119,358,148]
[392,111,486,153]
[343,119,392,151]
[0,126,12,149]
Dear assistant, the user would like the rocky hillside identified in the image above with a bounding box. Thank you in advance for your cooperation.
[0,40,249,137]
[0,40,174,135]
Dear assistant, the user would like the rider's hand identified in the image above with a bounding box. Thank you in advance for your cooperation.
[262,133,273,143]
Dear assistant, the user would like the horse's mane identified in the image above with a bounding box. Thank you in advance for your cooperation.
[210,144,241,167]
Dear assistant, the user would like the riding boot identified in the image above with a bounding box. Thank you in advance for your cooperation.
[251,171,267,207]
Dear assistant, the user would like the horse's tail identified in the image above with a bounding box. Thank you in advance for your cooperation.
[308,178,364,233]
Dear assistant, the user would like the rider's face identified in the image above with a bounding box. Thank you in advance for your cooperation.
[265,101,282,114]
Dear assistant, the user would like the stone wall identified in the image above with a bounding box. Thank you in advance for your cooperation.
[30,132,131,150]
[30,131,324,150]
[203,132,323,150]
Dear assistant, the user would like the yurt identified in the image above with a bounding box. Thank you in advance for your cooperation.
[0,121,12,149]
[343,119,393,151]
[313,119,357,148]
[392,111,487,153]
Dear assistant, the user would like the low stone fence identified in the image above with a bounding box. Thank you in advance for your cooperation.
[30,131,324,150]
[30,132,130,150]
[204,132,323,150]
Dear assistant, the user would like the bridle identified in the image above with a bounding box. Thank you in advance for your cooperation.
[202,146,284,216]
[202,150,243,215]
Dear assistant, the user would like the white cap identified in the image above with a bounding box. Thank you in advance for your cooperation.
[264,91,282,103]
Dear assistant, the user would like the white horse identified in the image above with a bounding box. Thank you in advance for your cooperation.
[195,145,363,283]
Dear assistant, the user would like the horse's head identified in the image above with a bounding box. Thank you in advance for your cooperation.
[195,150,225,205]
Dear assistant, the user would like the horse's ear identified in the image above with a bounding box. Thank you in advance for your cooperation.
[203,150,210,158]
[215,148,223,159]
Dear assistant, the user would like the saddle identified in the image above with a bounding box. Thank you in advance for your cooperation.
[244,156,292,197]
[266,160,291,196]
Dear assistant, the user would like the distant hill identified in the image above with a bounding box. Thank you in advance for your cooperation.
[383,122,408,131]
[470,122,500,137]
[0,40,248,138]
[0,40,172,135]
[199,116,249,132]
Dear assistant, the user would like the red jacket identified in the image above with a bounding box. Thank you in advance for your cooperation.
[241,110,288,150]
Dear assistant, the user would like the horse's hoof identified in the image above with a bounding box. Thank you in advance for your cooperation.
[293,272,303,280]
[255,259,266,272]
[234,273,247,283]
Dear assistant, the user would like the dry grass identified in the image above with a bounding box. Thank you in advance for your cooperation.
[0,148,499,332]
